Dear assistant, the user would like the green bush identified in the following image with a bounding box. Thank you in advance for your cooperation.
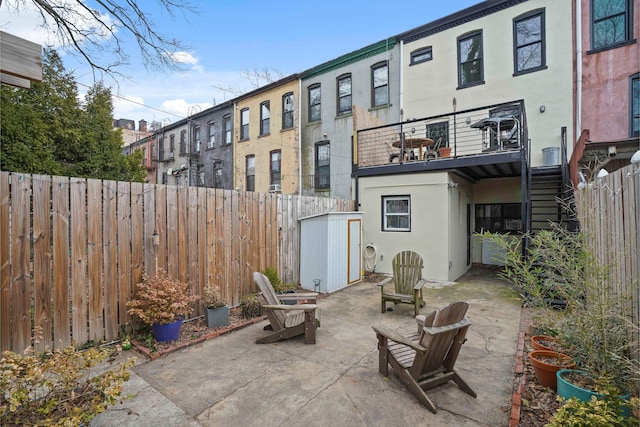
[0,343,135,426]
[262,267,282,291]
[547,393,640,427]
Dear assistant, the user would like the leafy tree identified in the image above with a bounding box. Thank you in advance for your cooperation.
[1,0,194,76]
[1,48,146,182]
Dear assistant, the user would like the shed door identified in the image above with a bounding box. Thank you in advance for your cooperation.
[347,219,361,284]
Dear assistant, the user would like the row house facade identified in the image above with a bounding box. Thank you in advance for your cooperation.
[571,0,639,183]
[233,75,299,194]
[299,39,402,200]
[354,0,575,281]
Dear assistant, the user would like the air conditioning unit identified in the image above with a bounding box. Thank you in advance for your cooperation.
[167,152,174,159]
[269,184,282,193]
[167,168,173,176]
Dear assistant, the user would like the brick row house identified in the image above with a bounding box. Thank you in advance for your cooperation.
[123,0,638,281]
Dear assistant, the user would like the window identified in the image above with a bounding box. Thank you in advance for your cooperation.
[246,155,255,191]
[193,126,201,152]
[223,115,232,144]
[475,203,522,234]
[207,121,215,149]
[410,47,432,65]
[591,0,632,51]
[371,62,389,107]
[198,168,205,187]
[457,31,484,88]
[260,101,270,135]
[213,161,223,188]
[162,172,168,185]
[631,73,639,138]
[337,74,352,116]
[282,92,294,129]
[514,9,546,74]
[270,150,281,185]
[383,196,411,232]
[240,108,249,140]
[308,84,321,122]
[315,141,330,190]
[426,121,449,147]
[179,130,186,155]
[169,134,175,152]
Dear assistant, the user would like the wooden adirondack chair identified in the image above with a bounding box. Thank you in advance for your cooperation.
[378,250,427,315]
[372,301,476,413]
[252,272,320,344]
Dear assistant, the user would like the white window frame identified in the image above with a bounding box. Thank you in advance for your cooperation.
[382,196,411,232]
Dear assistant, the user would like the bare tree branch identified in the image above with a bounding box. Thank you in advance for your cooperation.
[3,0,196,79]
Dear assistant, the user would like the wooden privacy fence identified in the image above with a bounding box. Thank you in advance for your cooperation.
[574,163,639,362]
[0,171,355,354]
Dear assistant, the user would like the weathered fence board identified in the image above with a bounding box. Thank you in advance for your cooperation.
[0,171,355,353]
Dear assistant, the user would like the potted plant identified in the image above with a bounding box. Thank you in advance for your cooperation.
[202,283,229,328]
[529,350,575,390]
[127,269,197,342]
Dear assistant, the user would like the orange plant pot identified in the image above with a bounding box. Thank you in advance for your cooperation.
[531,335,558,351]
[439,147,452,158]
[529,350,575,390]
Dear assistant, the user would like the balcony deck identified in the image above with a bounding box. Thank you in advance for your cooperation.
[355,100,528,181]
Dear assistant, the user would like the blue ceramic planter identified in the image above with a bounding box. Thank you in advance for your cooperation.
[152,317,183,342]
[556,369,631,417]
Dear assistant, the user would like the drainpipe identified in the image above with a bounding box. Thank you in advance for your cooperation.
[575,0,582,139]
[399,40,404,118]
[298,78,303,195]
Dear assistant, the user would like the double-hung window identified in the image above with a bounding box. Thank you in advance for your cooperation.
[282,92,294,129]
[426,121,449,147]
[179,130,186,155]
[591,0,632,51]
[631,73,639,138]
[457,31,484,88]
[223,115,232,144]
[246,155,255,191]
[193,126,201,153]
[513,9,546,75]
[260,101,270,136]
[308,84,321,122]
[169,134,175,153]
[337,74,352,116]
[371,62,389,107]
[240,108,249,140]
[270,150,281,186]
[207,121,215,149]
[382,196,411,232]
[315,141,330,190]
[213,161,222,188]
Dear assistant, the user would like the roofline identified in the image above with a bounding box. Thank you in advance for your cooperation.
[397,0,529,44]
[233,73,300,103]
[300,37,397,80]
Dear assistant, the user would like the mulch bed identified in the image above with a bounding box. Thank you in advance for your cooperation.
[130,306,266,360]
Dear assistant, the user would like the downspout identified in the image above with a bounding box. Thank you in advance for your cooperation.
[575,0,582,139]
[298,78,303,195]
[399,40,404,120]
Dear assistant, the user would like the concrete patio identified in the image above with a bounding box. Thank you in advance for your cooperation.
[92,268,522,427]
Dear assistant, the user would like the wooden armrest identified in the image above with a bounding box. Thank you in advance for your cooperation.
[262,304,317,312]
[372,325,426,352]
[377,276,393,287]
[413,278,427,290]
[423,318,471,336]
[277,293,318,303]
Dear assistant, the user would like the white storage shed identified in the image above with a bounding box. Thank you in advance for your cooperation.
[299,212,363,293]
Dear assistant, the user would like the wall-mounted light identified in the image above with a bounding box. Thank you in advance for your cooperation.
[539,105,546,113]
[465,117,471,125]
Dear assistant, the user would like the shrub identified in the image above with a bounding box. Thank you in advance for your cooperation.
[127,269,197,325]
[240,294,264,319]
[0,344,135,426]
[262,267,282,291]
[202,283,227,309]
[547,393,640,427]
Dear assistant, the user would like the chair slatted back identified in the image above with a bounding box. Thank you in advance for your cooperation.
[413,301,469,377]
[392,251,424,295]
[253,272,286,330]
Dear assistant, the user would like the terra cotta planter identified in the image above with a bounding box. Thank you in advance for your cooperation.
[531,335,559,351]
[529,350,575,390]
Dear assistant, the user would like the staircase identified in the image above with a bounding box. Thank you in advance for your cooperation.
[529,167,573,232]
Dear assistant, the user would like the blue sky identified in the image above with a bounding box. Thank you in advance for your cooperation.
[1,0,480,124]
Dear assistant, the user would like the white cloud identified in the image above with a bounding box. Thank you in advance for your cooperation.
[113,95,146,117]
[160,99,213,118]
